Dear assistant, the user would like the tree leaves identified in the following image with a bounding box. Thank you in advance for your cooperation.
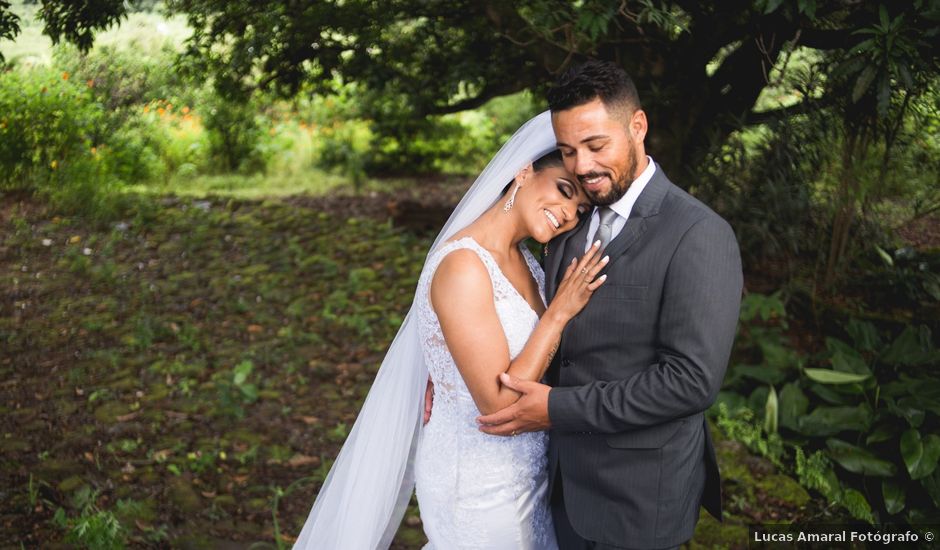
[778,382,808,431]
[882,326,938,367]
[825,337,870,375]
[797,404,872,436]
[765,385,779,434]
[803,368,870,384]
[900,429,940,480]
[852,64,878,104]
[921,469,940,508]
[845,318,882,353]
[0,1,21,55]
[826,438,896,477]
[882,480,905,514]
[841,488,875,523]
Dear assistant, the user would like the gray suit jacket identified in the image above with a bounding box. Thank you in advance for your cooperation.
[544,164,742,548]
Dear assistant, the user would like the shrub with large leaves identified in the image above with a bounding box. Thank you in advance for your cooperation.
[716,293,940,523]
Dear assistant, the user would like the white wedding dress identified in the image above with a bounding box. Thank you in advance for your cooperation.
[414,236,558,550]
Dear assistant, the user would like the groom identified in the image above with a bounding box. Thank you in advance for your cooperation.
[478,60,743,549]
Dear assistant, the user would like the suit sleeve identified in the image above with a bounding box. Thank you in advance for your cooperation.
[547,214,743,433]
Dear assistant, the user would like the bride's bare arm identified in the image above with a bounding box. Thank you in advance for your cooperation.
[430,244,606,415]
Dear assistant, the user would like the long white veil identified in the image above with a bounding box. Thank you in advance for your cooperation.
[292,110,557,549]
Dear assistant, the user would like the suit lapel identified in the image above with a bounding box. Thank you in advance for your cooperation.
[584,163,673,276]
[600,217,647,266]
[602,163,670,263]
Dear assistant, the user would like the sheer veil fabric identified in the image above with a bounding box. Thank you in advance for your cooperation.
[292,111,558,549]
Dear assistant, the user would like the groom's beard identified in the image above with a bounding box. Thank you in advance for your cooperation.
[579,146,638,206]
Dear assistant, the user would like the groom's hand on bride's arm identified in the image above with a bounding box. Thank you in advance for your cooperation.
[476,373,551,435]
[423,377,434,425]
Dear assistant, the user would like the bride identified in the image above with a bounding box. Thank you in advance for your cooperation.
[292,111,607,549]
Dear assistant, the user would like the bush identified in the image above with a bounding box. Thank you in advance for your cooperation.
[294,79,544,179]
[716,293,940,524]
[51,43,216,182]
[697,118,821,267]
[53,43,208,114]
[0,67,117,218]
[364,91,542,176]
[202,95,268,174]
[0,67,104,191]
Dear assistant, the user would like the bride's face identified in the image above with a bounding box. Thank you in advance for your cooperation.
[518,165,590,243]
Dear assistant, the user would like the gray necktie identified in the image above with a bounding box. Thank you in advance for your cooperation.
[590,207,618,251]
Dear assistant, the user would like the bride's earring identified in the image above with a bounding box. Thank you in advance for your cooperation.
[503,183,521,212]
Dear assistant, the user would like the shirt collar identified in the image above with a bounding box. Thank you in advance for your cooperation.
[594,155,655,220]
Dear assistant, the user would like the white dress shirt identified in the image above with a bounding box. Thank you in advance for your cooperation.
[584,156,656,252]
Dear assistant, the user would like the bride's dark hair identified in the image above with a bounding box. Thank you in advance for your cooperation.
[501,149,564,196]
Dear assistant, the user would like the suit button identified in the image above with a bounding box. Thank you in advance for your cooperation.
[561,358,571,367]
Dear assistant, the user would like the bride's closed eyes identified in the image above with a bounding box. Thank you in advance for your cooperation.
[556,179,590,216]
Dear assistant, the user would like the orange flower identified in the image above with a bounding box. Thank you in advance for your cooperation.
[62,72,69,81]
[86,79,94,88]
[143,105,150,113]
[181,106,190,114]
[157,107,166,116]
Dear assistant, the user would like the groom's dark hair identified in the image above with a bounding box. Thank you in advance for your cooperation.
[547,60,641,121]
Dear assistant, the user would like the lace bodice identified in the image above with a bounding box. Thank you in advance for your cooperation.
[416,237,545,411]
[413,237,557,549]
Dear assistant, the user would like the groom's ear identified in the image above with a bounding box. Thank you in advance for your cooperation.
[629,109,648,143]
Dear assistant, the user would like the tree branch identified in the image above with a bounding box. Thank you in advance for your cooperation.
[424,78,531,116]
[745,96,828,125]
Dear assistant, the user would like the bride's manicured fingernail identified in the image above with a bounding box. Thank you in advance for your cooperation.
[601,255,609,263]
[593,240,601,247]
[599,274,607,281]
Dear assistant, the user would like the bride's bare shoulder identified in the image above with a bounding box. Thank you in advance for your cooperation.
[430,247,493,303]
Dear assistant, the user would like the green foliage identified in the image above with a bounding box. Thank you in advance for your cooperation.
[34,0,128,53]
[202,95,268,174]
[214,360,259,419]
[831,4,937,117]
[856,245,940,311]
[719,292,940,523]
[0,67,100,190]
[715,403,785,468]
[795,447,836,496]
[724,293,800,388]
[0,65,133,220]
[826,438,897,477]
[792,445,877,522]
[53,487,126,550]
[900,429,940,480]
[296,78,541,178]
[52,43,207,113]
[0,2,20,58]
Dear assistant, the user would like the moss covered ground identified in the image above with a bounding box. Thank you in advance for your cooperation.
[1,192,822,548]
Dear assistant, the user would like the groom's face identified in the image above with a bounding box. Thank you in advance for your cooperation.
[552,98,647,206]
